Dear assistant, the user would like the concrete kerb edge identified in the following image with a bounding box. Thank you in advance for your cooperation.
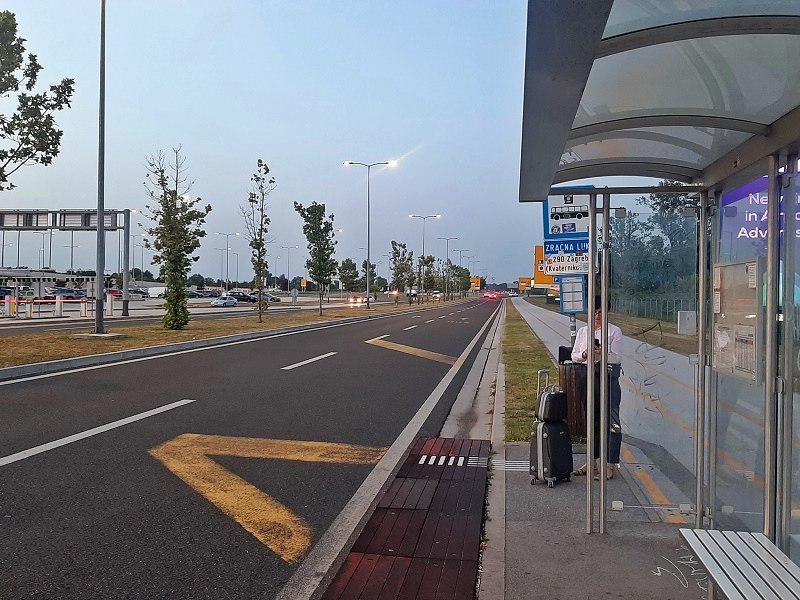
[0,301,474,383]
[478,305,506,600]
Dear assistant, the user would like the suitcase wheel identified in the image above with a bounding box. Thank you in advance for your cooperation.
[547,480,554,488]
[530,477,536,486]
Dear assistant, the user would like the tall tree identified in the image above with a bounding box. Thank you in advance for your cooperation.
[0,11,75,191]
[361,259,378,294]
[294,201,338,315]
[241,159,275,322]
[143,148,211,330]
[389,241,414,292]
[338,258,359,292]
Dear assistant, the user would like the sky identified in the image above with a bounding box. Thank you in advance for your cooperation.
[1,1,649,285]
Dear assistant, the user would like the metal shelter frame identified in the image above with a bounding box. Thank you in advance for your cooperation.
[519,0,800,550]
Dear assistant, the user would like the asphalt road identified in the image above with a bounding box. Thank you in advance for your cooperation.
[0,298,500,599]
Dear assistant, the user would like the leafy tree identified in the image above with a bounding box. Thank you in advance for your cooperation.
[360,259,377,293]
[143,148,211,329]
[294,200,338,315]
[241,159,275,321]
[188,273,205,288]
[451,265,470,296]
[389,241,414,292]
[0,11,75,191]
[420,255,436,297]
[338,258,359,292]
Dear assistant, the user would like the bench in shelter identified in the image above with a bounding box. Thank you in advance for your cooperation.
[679,528,800,599]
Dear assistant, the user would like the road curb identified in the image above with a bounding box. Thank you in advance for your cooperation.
[479,319,506,600]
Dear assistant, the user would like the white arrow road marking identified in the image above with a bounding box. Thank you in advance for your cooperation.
[281,352,337,371]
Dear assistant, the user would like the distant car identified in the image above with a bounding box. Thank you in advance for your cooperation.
[483,291,500,300]
[227,291,257,303]
[545,284,560,304]
[508,291,519,297]
[211,295,237,307]
[130,288,150,298]
[431,290,442,299]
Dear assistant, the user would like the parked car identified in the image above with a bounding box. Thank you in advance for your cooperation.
[129,287,150,298]
[107,288,123,298]
[227,291,257,303]
[249,292,281,303]
[42,287,85,301]
[211,295,237,307]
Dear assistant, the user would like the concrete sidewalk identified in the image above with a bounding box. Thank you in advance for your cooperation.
[449,300,710,600]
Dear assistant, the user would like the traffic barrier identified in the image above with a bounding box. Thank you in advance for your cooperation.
[105,293,114,316]
[80,298,88,317]
[54,296,64,317]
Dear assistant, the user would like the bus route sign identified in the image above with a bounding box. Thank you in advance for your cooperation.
[543,239,590,275]
[542,192,592,241]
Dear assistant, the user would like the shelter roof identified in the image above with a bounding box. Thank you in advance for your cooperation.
[519,1,800,201]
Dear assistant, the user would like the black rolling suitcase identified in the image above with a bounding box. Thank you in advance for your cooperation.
[529,382,573,488]
[529,420,573,487]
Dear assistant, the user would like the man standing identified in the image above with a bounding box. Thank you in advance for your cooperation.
[570,296,623,480]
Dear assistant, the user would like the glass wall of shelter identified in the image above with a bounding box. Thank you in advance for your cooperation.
[709,162,800,562]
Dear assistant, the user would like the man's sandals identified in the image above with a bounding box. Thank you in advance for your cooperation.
[572,464,615,479]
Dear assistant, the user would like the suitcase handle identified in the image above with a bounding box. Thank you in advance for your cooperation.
[536,369,550,402]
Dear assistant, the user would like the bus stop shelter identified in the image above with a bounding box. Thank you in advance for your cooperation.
[519,0,800,565]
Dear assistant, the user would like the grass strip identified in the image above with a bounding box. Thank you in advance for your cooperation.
[502,301,555,443]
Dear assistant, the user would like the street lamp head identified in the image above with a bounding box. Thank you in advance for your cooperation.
[343,161,353,166]
[387,159,399,168]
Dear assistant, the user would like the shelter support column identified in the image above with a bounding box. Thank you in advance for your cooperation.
[779,155,797,551]
[598,193,611,533]
[586,193,597,533]
[695,191,709,528]
[764,154,781,541]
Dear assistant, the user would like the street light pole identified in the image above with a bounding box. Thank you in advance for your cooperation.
[453,248,469,296]
[382,253,391,291]
[130,234,142,286]
[135,243,146,286]
[280,245,298,293]
[409,214,441,302]
[437,236,457,300]
[64,240,81,272]
[344,160,398,309]
[1,242,12,268]
[214,248,227,287]
[216,232,240,291]
[232,251,239,287]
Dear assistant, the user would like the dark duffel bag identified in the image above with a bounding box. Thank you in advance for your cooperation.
[537,389,568,422]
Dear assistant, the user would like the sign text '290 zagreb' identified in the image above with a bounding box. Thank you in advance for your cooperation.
[543,239,590,275]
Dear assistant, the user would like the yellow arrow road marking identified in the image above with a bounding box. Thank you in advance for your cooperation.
[365,336,457,365]
[149,434,385,563]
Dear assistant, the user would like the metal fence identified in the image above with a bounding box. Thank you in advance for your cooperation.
[611,295,696,321]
